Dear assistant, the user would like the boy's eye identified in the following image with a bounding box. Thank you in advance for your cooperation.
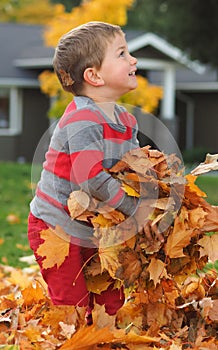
[119,50,125,57]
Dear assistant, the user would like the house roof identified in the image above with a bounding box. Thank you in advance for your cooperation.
[0,22,216,89]
[127,32,206,74]
[0,23,54,83]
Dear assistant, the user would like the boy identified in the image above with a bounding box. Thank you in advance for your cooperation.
[28,21,162,317]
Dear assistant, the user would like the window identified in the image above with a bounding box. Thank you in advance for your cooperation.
[0,88,9,128]
[0,87,22,135]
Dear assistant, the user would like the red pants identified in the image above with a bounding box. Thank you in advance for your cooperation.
[27,213,124,315]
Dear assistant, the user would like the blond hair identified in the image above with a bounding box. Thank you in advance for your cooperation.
[53,21,123,95]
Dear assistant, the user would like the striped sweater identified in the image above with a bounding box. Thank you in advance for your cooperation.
[30,96,139,244]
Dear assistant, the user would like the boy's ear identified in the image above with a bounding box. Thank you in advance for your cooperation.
[83,67,104,87]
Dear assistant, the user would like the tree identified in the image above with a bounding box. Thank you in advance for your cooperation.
[51,0,82,12]
[0,0,60,24]
[40,0,162,118]
[127,0,218,67]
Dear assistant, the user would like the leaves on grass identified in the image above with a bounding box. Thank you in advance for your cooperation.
[1,146,218,348]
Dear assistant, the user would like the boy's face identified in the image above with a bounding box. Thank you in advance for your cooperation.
[97,33,138,100]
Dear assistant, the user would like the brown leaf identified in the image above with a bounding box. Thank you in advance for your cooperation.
[147,258,169,287]
[202,205,218,232]
[68,190,91,219]
[86,272,112,294]
[198,233,218,262]
[117,248,142,287]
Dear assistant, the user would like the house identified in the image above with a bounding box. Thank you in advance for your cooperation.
[0,22,217,162]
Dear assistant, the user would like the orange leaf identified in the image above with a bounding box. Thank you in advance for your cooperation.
[36,228,70,269]
[185,174,206,197]
[147,258,169,287]
[165,207,192,258]
[59,325,114,350]
[21,283,45,307]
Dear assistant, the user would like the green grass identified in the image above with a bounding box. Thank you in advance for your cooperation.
[196,175,218,205]
[0,162,33,267]
[0,162,217,267]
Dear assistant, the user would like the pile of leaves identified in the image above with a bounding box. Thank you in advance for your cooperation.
[0,146,218,349]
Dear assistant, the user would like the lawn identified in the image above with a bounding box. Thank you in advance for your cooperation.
[0,161,217,267]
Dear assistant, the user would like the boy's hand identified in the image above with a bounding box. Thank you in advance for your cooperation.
[142,220,164,243]
[133,199,165,243]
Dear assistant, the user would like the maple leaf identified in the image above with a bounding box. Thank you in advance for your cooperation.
[198,233,218,262]
[98,244,122,279]
[59,325,114,350]
[21,283,45,307]
[67,190,91,219]
[147,257,169,287]
[86,272,113,294]
[165,207,193,258]
[116,248,142,287]
[36,228,70,269]
[185,174,207,197]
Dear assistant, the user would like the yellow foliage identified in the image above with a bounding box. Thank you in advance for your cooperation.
[44,0,135,47]
[0,0,59,25]
[119,75,163,113]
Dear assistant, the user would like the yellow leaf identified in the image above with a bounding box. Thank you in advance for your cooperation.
[7,269,31,289]
[121,182,140,197]
[98,245,122,279]
[36,228,70,269]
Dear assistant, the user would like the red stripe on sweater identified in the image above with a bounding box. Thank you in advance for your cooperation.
[103,124,132,143]
[70,150,103,184]
[44,148,72,181]
[59,109,102,129]
[36,187,66,211]
[107,187,125,207]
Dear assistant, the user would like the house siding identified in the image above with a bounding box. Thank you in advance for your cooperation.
[0,88,50,162]
[176,92,218,153]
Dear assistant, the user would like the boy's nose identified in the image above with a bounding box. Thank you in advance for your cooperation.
[130,54,137,65]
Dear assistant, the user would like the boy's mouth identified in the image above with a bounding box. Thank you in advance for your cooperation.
[129,71,136,76]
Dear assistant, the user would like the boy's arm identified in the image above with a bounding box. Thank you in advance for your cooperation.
[67,117,139,216]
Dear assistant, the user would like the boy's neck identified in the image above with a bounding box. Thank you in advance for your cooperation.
[82,89,117,122]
